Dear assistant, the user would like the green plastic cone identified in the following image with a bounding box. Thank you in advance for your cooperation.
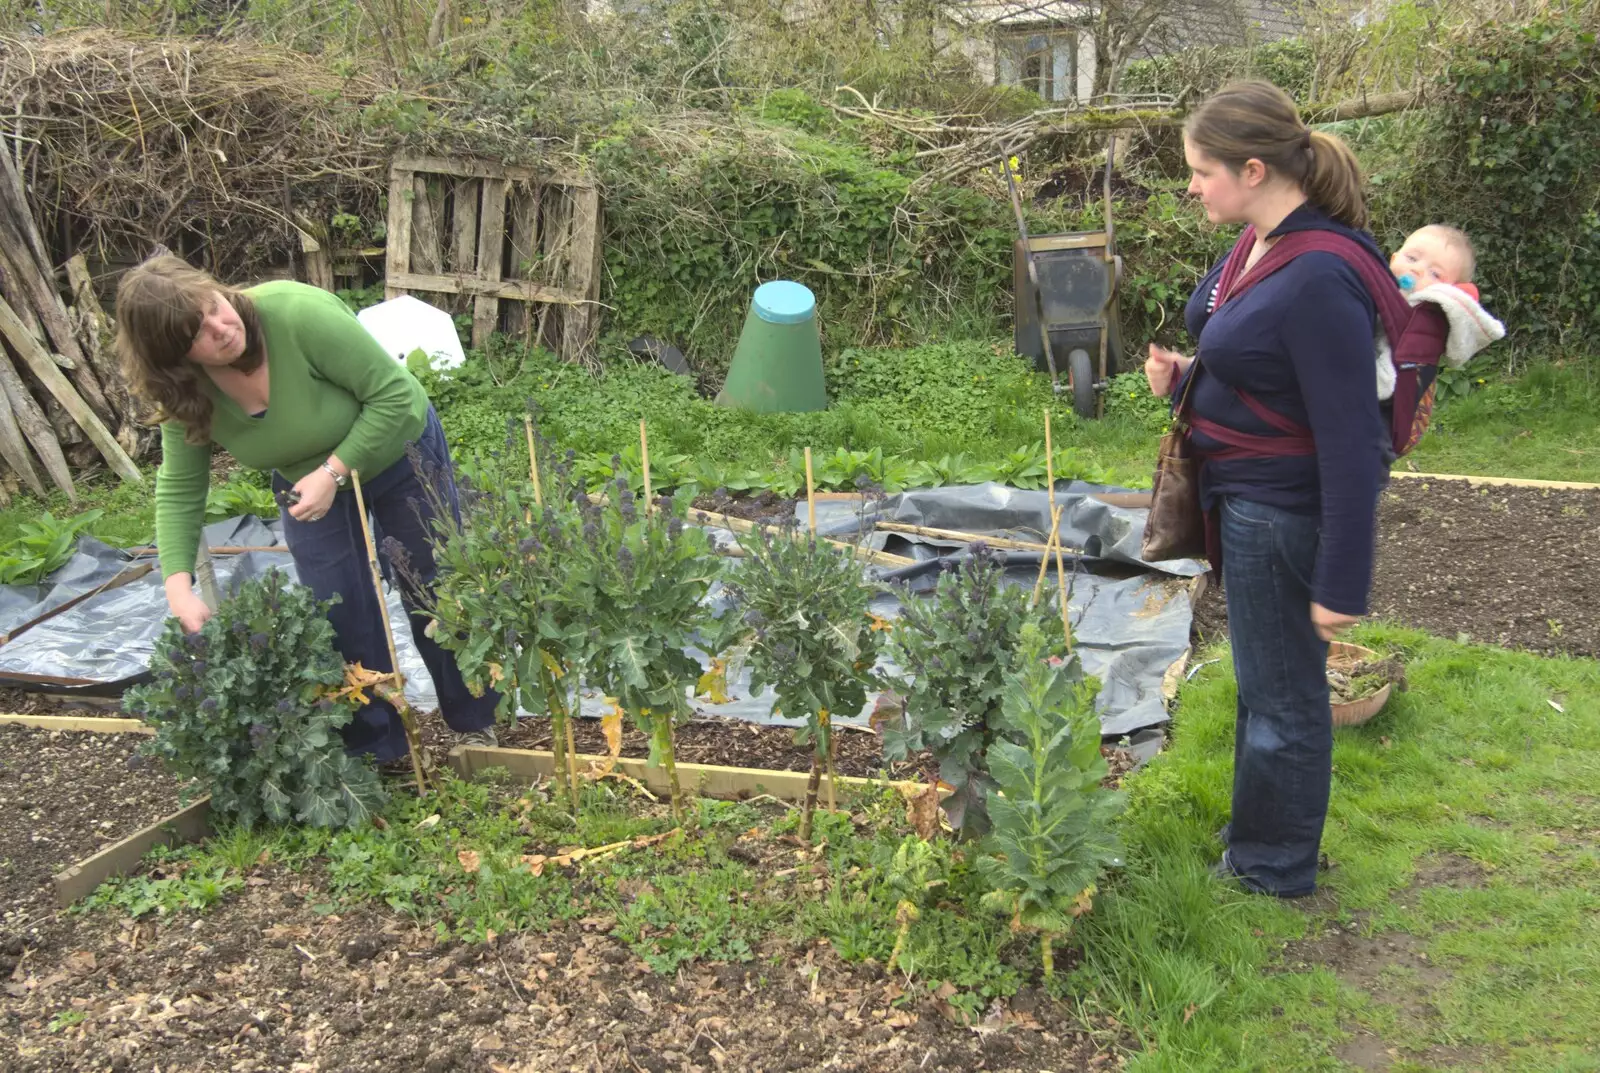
[716,280,826,412]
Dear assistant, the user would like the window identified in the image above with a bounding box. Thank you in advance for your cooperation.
[999,28,1076,102]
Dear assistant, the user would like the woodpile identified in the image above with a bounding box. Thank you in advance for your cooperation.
[0,150,144,506]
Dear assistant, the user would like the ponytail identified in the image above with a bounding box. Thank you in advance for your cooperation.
[1186,80,1369,230]
[1304,129,1367,230]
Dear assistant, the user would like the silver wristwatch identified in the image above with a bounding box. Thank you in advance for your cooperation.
[321,462,348,487]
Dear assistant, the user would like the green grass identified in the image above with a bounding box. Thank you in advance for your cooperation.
[79,627,1600,1067]
[1079,625,1600,1071]
[1,345,1593,557]
[1407,364,1600,482]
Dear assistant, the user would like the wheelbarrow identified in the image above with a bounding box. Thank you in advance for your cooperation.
[1007,137,1124,419]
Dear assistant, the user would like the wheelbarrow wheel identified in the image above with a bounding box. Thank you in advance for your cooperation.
[1069,349,1096,419]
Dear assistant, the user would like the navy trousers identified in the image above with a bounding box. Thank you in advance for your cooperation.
[273,407,498,762]
[1218,494,1333,897]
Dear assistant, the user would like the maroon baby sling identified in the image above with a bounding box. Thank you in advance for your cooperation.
[1185,226,1450,569]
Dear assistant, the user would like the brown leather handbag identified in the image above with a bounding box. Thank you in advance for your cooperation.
[1140,361,1207,562]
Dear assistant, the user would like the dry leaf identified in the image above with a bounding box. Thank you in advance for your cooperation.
[884,1010,917,1029]
[601,699,625,767]
[696,660,732,704]
[1183,1003,1197,1024]
[901,781,941,840]
[457,849,482,873]
[64,951,96,974]
[487,662,505,687]
[415,814,441,830]
[868,690,904,732]
[473,1033,505,1051]
[934,981,958,1001]
[331,661,396,706]
[1068,884,1096,918]
[867,613,894,633]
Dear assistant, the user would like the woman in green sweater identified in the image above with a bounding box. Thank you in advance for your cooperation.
[115,255,500,762]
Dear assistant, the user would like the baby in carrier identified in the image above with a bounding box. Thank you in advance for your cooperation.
[1376,224,1505,399]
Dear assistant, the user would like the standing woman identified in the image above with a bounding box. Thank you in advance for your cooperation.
[115,256,500,762]
[1144,82,1386,897]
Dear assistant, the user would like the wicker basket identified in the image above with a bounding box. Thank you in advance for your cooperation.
[1329,641,1391,727]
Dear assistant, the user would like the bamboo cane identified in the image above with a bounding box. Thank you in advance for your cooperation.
[523,415,543,506]
[872,521,1081,556]
[523,416,579,805]
[1054,523,1074,654]
[1030,505,1065,608]
[350,470,430,793]
[639,418,653,510]
[804,447,817,534]
[1044,408,1055,513]
[676,504,915,568]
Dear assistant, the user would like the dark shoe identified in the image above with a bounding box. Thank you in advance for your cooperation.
[457,727,499,749]
[1211,850,1316,900]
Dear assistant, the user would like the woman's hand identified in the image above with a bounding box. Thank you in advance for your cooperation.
[287,466,339,523]
[164,573,212,633]
[1311,603,1360,643]
[1145,344,1193,397]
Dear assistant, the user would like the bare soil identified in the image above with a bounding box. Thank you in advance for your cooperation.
[0,726,184,951]
[423,714,1139,791]
[1,880,1117,1073]
[1190,479,1600,660]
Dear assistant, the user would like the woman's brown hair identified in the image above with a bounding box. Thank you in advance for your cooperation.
[1184,80,1368,231]
[114,255,264,445]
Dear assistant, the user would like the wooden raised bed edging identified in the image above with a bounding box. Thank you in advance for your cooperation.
[1389,471,1600,491]
[0,713,151,734]
[448,744,918,805]
[52,797,212,909]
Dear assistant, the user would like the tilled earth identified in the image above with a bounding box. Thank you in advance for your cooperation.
[1193,479,1600,659]
[2,884,1117,1073]
[0,726,184,951]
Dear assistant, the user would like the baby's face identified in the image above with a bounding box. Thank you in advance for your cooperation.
[1391,229,1467,291]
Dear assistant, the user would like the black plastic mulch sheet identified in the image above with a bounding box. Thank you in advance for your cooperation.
[0,483,1202,738]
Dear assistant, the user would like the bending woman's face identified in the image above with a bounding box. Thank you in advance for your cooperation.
[186,292,247,367]
[1184,137,1255,226]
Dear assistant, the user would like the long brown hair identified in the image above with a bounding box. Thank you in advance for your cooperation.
[1185,80,1368,231]
[114,255,265,445]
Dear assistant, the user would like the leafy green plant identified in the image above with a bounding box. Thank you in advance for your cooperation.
[977,624,1123,980]
[553,476,724,824]
[125,569,385,829]
[205,478,278,522]
[882,834,948,975]
[725,522,884,840]
[408,424,590,811]
[0,508,104,584]
[882,544,1060,837]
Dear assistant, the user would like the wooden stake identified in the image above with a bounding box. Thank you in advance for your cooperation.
[873,521,1080,556]
[639,419,652,510]
[1031,505,1064,607]
[524,415,543,506]
[1044,408,1055,513]
[0,293,141,485]
[681,504,915,568]
[1054,530,1074,654]
[351,470,430,793]
[804,447,817,534]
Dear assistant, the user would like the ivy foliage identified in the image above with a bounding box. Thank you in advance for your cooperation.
[1403,14,1600,351]
[126,570,385,829]
[881,545,1061,839]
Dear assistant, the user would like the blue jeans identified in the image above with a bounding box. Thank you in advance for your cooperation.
[274,407,498,762]
[1219,495,1331,897]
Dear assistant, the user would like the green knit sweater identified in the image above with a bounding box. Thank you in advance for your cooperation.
[155,281,429,580]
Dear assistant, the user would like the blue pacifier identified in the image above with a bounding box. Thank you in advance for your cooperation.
[1396,273,1416,293]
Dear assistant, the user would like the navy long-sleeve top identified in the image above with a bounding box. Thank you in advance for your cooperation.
[1181,203,1387,616]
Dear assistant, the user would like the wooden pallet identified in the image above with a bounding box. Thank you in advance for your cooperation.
[383,154,602,358]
